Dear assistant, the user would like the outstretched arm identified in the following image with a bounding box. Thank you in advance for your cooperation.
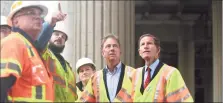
[36,3,67,52]
[36,21,54,52]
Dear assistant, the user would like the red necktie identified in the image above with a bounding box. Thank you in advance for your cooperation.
[144,67,151,89]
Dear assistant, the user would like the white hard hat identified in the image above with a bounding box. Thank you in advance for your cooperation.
[1,16,8,26]
[76,58,96,73]
[7,1,48,26]
[54,21,68,41]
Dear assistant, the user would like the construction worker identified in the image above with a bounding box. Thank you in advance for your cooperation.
[0,1,54,102]
[75,58,96,96]
[78,34,135,102]
[40,21,77,102]
[132,33,194,102]
[1,16,11,39]
[35,3,77,101]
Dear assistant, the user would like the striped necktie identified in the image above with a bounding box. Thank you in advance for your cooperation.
[144,67,151,89]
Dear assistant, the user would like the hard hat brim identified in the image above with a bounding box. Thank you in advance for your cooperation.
[76,63,96,74]
[53,30,68,41]
[7,4,48,26]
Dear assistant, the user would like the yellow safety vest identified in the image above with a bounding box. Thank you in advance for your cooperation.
[78,64,135,102]
[76,86,83,97]
[42,48,77,102]
[132,62,194,102]
[75,85,83,102]
[76,82,84,99]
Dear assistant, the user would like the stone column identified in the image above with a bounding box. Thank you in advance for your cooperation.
[0,1,13,16]
[222,1,223,101]
[222,1,223,100]
[212,0,223,102]
[66,0,135,70]
[59,1,76,69]
[178,24,195,98]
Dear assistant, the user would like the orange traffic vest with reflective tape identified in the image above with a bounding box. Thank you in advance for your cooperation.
[78,64,135,102]
[42,48,77,102]
[132,62,194,102]
[1,32,54,102]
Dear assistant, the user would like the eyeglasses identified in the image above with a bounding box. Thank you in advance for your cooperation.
[14,10,45,19]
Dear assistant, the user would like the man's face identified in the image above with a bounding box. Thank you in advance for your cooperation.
[49,31,66,47]
[48,31,66,53]
[102,38,121,63]
[78,65,95,83]
[13,7,43,36]
[0,26,11,39]
[138,36,160,61]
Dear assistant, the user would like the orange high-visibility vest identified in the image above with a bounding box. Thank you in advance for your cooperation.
[78,64,135,102]
[132,62,194,102]
[1,32,54,102]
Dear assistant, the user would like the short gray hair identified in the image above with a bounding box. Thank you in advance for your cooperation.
[101,33,121,50]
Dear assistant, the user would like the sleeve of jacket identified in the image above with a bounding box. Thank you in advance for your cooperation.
[77,76,96,102]
[36,22,54,52]
[1,38,24,79]
[165,69,194,102]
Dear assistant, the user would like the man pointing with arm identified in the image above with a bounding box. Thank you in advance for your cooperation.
[37,3,78,102]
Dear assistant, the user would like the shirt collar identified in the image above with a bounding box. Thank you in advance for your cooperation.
[12,27,35,44]
[145,59,160,72]
[105,61,122,74]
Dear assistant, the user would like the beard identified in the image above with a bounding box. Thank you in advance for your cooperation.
[48,42,65,54]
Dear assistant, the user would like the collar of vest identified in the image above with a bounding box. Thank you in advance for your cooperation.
[12,27,36,46]
[12,27,43,59]
[140,61,164,94]
[102,63,125,101]
[76,81,84,91]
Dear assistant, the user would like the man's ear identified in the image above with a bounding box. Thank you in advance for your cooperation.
[155,47,161,58]
[158,47,161,54]
[12,18,19,27]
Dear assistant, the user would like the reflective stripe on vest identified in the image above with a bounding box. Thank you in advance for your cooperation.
[8,83,47,102]
[133,64,193,102]
[93,72,100,102]
[154,65,169,102]
[34,85,43,99]
[25,42,34,57]
[48,57,77,96]
[8,96,51,102]
[81,66,133,102]
[25,40,46,101]
[164,85,191,102]
[3,33,53,102]
[133,67,141,92]
[1,62,21,76]
[80,90,96,102]
[115,66,133,102]
[153,65,191,102]
[116,88,132,102]
[53,75,76,94]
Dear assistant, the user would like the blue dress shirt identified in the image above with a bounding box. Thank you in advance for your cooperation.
[144,59,160,84]
[105,62,122,101]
